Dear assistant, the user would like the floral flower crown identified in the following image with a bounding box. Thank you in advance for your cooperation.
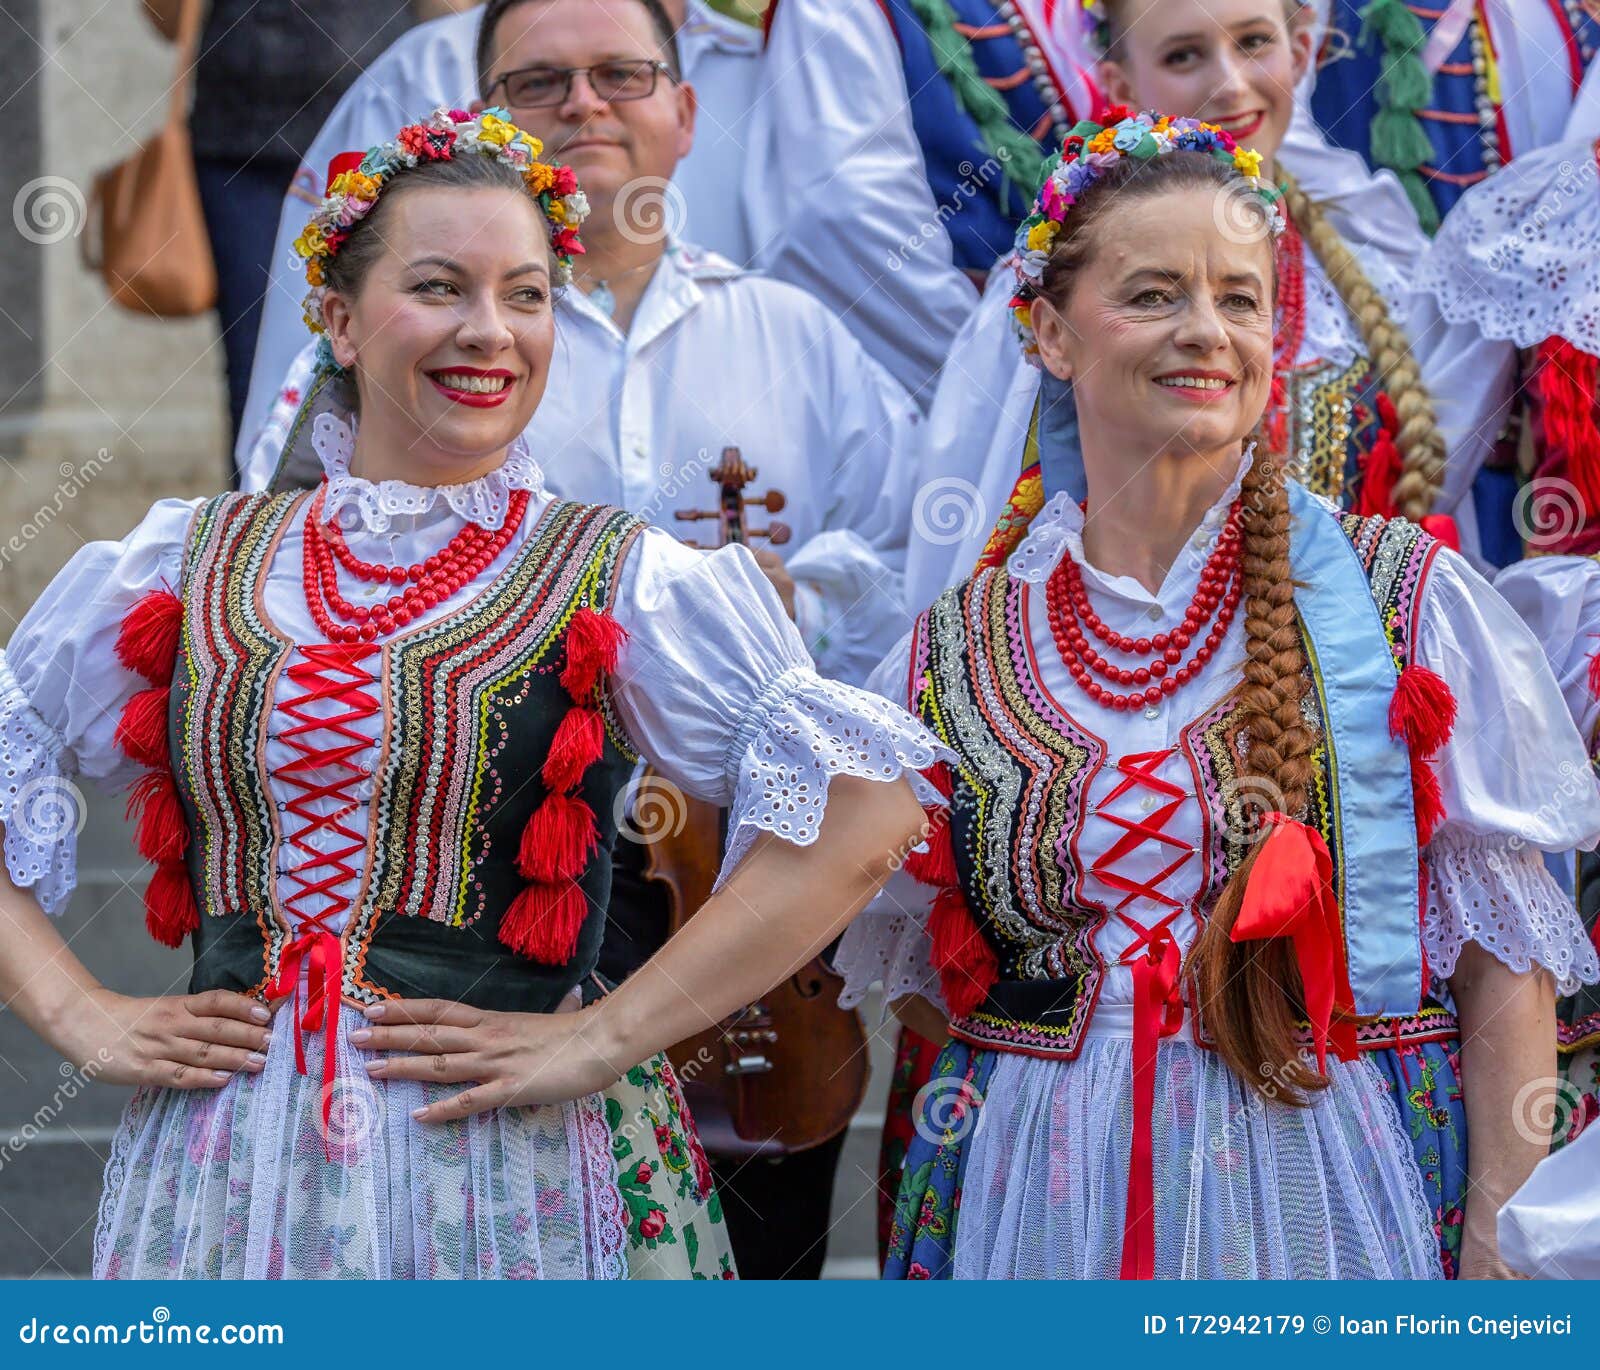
[1009,108,1285,364]
[1078,1,1308,52]
[293,107,588,353]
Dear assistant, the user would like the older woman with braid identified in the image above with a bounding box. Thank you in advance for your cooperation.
[901,0,1472,616]
[832,116,1600,1279]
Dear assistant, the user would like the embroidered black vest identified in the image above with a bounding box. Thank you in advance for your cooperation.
[168,490,643,1014]
[911,507,1454,1058]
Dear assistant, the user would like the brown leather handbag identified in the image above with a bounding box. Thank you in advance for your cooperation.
[81,0,216,316]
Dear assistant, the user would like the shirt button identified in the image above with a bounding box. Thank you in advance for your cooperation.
[1147,605,1163,622]
[1141,795,1159,812]
[1143,704,1161,720]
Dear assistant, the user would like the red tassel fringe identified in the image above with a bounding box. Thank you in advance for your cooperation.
[516,790,600,883]
[1587,645,1600,703]
[1410,754,1445,846]
[125,770,188,864]
[115,588,183,685]
[921,762,955,800]
[1388,663,1457,759]
[500,880,589,964]
[903,812,960,888]
[543,706,605,795]
[115,686,172,770]
[144,860,198,948]
[559,608,626,701]
[1536,337,1600,518]
[929,886,999,1019]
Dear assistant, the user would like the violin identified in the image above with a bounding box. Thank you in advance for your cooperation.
[642,448,869,1158]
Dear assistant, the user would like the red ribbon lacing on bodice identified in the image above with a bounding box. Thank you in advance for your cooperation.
[1088,749,1196,1281]
[264,641,380,1157]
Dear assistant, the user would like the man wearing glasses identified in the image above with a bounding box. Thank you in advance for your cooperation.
[236,0,968,475]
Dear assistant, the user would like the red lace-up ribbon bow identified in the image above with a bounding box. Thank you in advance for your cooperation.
[1229,812,1360,1074]
[265,926,342,1158]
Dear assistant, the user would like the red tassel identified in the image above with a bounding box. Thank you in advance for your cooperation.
[114,588,184,685]
[1387,663,1457,759]
[114,686,171,770]
[1536,337,1600,518]
[1411,753,1446,846]
[542,706,605,795]
[1352,427,1402,519]
[1588,645,1600,703]
[929,886,999,1019]
[921,762,955,801]
[903,811,960,888]
[559,608,626,700]
[144,860,198,948]
[125,770,188,864]
[515,790,599,883]
[499,880,589,964]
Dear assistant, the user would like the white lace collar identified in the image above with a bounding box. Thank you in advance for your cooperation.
[313,412,549,534]
[1007,445,1254,592]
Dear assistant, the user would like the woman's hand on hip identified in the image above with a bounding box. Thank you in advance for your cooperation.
[65,987,272,1089]
[352,994,623,1123]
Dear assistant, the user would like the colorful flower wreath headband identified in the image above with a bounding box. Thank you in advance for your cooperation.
[1078,1,1309,52]
[293,107,588,361]
[1009,109,1285,364]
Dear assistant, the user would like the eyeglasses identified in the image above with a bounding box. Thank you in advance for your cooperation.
[488,60,678,109]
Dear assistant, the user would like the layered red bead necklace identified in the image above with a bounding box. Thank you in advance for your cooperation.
[1046,499,1244,712]
[301,482,531,642]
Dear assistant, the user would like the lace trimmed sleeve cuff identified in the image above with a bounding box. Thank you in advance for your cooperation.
[0,652,79,916]
[1424,832,1600,996]
[717,666,949,885]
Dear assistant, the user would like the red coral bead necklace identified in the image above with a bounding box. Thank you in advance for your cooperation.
[301,482,531,643]
[1046,499,1244,711]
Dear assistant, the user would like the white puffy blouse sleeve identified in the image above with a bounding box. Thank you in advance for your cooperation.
[605,528,948,887]
[0,498,201,915]
[1416,548,1600,995]
[828,629,947,1014]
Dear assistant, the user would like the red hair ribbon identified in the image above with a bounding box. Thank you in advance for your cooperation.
[1229,813,1359,1074]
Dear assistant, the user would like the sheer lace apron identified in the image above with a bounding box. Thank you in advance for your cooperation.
[951,1009,1443,1280]
[92,1004,626,1280]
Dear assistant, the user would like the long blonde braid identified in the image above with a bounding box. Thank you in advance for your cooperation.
[1279,171,1447,522]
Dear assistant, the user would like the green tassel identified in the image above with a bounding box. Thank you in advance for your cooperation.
[1380,50,1433,109]
[1399,171,1442,234]
[1371,107,1436,172]
[1358,0,1443,234]
[906,0,1048,215]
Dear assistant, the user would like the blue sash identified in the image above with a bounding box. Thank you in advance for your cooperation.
[1286,480,1423,1013]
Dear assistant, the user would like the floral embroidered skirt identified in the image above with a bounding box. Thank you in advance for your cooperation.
[93,1005,734,1279]
[883,1034,1466,1280]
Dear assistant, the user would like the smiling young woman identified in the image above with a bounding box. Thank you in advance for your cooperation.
[836,115,1600,1281]
[0,109,939,1281]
